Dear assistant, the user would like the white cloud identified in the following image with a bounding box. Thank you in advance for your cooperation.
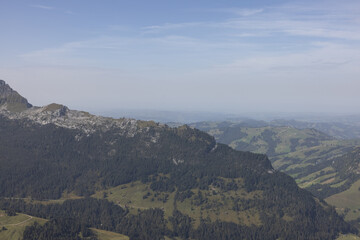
[230,8,264,17]
[202,8,264,17]
[142,22,204,34]
[30,5,54,10]
[65,10,74,15]
[142,3,360,41]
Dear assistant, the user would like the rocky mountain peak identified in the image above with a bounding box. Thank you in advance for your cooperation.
[0,80,12,96]
[0,80,32,112]
[0,80,165,139]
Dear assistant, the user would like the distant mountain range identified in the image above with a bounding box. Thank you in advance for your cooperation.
[98,106,360,140]
[0,79,357,239]
[270,119,360,140]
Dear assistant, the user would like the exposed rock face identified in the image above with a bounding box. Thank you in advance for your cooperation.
[0,80,163,139]
[0,80,32,111]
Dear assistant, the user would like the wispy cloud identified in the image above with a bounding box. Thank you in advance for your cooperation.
[234,8,264,17]
[201,8,264,17]
[142,2,360,41]
[30,5,54,10]
[142,22,204,34]
[19,1,360,76]
[213,42,360,73]
[65,10,74,15]
[216,8,264,17]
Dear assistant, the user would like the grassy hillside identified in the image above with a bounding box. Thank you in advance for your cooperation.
[0,210,47,240]
[337,234,360,240]
[191,121,360,231]
[92,179,263,228]
[191,121,360,199]
[326,179,360,221]
[270,119,360,140]
[0,209,130,240]
[91,229,129,240]
[191,122,336,157]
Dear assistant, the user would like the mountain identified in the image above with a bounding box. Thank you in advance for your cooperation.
[191,121,360,222]
[191,121,336,157]
[271,119,360,140]
[191,121,360,185]
[0,80,357,239]
[0,80,32,112]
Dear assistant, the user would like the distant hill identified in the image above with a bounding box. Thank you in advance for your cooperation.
[191,121,335,156]
[191,121,360,193]
[0,80,356,239]
[271,119,360,140]
[191,121,360,223]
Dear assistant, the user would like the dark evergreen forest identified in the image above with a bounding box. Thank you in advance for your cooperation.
[0,116,357,239]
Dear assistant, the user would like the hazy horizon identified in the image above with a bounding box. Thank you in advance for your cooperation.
[1,0,360,114]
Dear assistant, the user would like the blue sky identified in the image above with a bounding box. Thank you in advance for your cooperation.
[1,0,360,114]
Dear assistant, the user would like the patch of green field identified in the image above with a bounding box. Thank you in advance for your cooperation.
[92,181,176,218]
[176,187,262,228]
[10,192,84,206]
[93,178,263,229]
[331,180,348,188]
[208,129,223,137]
[299,172,337,188]
[164,236,183,240]
[337,233,360,240]
[326,179,360,221]
[272,159,294,169]
[91,228,129,240]
[285,162,313,172]
[296,167,334,184]
[0,210,47,240]
[242,127,265,139]
[275,144,291,154]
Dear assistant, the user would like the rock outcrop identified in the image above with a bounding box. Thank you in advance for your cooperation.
[0,80,32,112]
[0,80,163,138]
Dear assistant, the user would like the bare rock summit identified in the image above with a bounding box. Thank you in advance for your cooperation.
[0,80,32,112]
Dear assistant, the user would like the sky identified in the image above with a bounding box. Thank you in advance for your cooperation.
[1,0,360,114]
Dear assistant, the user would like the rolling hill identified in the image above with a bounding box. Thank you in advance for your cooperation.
[191,121,360,223]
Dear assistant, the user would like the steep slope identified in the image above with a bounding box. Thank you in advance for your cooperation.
[0,80,32,112]
[299,147,360,195]
[320,148,360,222]
[0,80,357,239]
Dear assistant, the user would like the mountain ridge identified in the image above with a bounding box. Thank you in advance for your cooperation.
[0,80,357,239]
[0,80,165,138]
